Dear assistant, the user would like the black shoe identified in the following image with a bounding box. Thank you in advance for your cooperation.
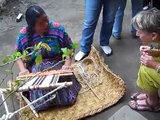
[112,34,121,40]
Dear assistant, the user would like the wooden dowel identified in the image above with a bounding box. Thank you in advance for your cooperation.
[17,70,73,79]
[59,73,73,76]
[20,92,39,118]
[17,82,73,92]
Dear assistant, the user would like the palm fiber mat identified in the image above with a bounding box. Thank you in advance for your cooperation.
[18,47,126,120]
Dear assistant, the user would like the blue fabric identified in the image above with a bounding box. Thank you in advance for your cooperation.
[30,74,81,112]
[112,0,143,36]
[112,0,127,37]
[131,0,143,33]
[80,0,120,53]
[28,61,81,112]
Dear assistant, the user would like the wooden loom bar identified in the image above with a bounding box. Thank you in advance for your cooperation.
[17,70,73,79]
[18,82,73,92]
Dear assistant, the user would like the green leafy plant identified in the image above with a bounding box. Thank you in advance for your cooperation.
[2,55,11,63]
[1,42,52,93]
[35,53,43,66]
[71,42,78,49]
[61,48,73,59]
[1,42,78,94]
[2,51,22,64]
[61,42,78,59]
[4,80,23,94]
[2,42,51,66]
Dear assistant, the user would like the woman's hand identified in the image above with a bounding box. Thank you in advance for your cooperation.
[140,46,160,57]
[140,54,158,69]
[19,68,30,76]
[62,65,73,70]
[62,57,73,70]
[140,46,150,55]
[17,59,29,75]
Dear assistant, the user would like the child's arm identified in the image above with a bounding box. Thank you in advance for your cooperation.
[17,59,29,75]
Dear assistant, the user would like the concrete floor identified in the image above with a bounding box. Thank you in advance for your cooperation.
[0,0,160,120]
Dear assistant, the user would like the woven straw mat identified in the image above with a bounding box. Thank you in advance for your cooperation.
[18,46,126,120]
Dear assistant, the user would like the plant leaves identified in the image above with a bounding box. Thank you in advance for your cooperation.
[2,55,11,63]
[71,52,74,57]
[14,80,22,87]
[22,56,30,61]
[62,54,67,59]
[15,51,22,57]
[61,48,68,55]
[35,53,42,66]
[12,51,22,59]
[35,42,42,50]
[4,88,12,94]
[23,50,28,56]
[66,49,72,55]
[61,48,72,56]
[2,51,22,64]
[71,42,78,49]
[61,47,75,59]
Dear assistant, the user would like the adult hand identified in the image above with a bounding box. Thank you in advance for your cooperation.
[140,54,158,69]
[19,68,30,76]
[140,46,160,57]
[61,65,73,70]
[140,46,150,55]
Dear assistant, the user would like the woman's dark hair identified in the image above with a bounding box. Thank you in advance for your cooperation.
[25,6,46,47]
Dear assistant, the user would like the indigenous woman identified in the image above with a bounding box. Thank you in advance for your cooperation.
[15,6,81,111]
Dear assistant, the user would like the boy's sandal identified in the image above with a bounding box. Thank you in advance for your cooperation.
[129,99,160,112]
[130,92,147,100]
